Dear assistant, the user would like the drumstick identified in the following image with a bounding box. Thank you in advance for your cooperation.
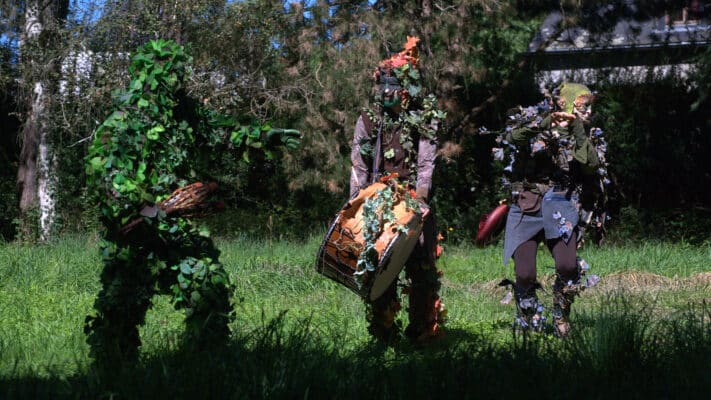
[371,100,385,183]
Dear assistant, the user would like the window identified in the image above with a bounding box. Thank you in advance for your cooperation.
[665,1,708,27]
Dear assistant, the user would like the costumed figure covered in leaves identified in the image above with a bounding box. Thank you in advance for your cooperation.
[349,37,447,343]
[491,83,607,336]
[84,39,299,364]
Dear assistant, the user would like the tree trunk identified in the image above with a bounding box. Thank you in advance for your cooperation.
[16,0,64,241]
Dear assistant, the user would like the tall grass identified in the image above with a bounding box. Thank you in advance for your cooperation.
[0,235,709,398]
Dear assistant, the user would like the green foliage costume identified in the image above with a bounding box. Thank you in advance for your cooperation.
[84,39,299,363]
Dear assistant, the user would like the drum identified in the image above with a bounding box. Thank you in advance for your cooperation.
[475,202,509,247]
[316,182,423,301]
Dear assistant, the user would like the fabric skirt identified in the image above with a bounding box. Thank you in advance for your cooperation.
[502,189,579,265]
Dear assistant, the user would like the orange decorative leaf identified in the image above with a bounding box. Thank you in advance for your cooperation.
[379,172,399,183]
[404,36,420,51]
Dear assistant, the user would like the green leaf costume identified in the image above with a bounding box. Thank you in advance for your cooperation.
[84,39,299,364]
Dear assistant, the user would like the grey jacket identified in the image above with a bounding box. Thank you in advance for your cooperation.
[349,113,437,201]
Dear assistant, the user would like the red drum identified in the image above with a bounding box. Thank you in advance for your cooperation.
[316,182,423,301]
[475,202,509,247]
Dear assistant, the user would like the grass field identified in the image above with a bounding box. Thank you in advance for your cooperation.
[0,234,709,398]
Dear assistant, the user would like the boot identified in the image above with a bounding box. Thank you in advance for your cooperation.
[366,283,401,344]
[552,277,580,337]
[513,286,545,333]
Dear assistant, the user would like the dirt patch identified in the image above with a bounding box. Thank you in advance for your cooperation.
[596,271,711,294]
[462,271,711,297]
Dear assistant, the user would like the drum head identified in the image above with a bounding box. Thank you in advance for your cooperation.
[369,218,422,301]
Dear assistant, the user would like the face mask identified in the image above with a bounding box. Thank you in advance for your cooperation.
[383,91,402,108]
[575,103,592,120]
[377,72,403,108]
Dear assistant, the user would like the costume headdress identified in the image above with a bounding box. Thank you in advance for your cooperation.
[554,82,593,114]
[375,36,420,73]
[373,36,423,107]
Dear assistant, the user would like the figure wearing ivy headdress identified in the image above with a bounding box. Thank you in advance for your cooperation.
[491,82,605,337]
[350,36,447,343]
[83,39,299,364]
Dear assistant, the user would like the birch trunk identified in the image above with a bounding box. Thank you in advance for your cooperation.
[17,1,58,240]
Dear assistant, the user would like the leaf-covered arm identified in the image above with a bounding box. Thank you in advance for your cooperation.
[507,115,551,145]
[200,108,300,161]
[570,118,600,173]
[263,128,301,150]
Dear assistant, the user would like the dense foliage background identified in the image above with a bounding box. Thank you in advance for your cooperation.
[0,0,709,243]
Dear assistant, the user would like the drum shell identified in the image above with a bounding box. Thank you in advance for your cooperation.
[475,203,509,247]
[316,183,423,301]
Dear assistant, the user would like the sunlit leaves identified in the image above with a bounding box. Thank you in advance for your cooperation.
[146,125,164,140]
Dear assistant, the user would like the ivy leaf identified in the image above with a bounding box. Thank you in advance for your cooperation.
[89,156,104,172]
[146,125,165,140]
[359,141,373,157]
[384,148,395,159]
[136,162,147,182]
[180,261,192,275]
[112,173,126,187]
[150,170,158,186]
[407,84,421,98]
[248,126,261,139]
[123,179,136,193]
[230,129,246,146]
[177,273,191,289]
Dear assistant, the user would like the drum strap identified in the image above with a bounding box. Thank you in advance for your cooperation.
[360,111,385,184]
[375,116,386,184]
[360,111,374,135]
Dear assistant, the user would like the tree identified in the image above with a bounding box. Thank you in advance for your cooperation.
[15,0,69,240]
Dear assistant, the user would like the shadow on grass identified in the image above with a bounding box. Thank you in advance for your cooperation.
[1,298,710,399]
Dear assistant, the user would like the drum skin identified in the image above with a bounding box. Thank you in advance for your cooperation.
[316,183,423,301]
[475,203,509,247]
